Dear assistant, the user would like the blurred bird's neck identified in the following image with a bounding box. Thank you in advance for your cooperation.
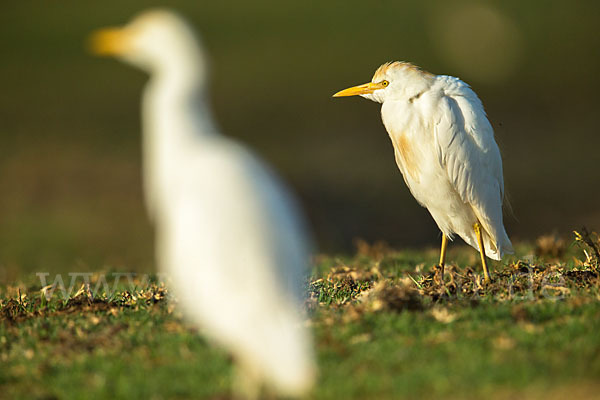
[144,61,215,145]
[152,46,206,96]
[141,52,216,215]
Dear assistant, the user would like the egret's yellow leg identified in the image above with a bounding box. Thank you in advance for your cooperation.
[439,234,448,277]
[474,222,491,283]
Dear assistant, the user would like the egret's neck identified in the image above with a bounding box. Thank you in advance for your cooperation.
[145,59,216,141]
[141,51,216,217]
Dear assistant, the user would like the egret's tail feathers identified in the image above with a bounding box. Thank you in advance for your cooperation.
[460,229,512,261]
[485,226,515,260]
[486,226,514,260]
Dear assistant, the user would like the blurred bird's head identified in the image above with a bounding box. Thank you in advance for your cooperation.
[89,9,206,78]
[333,61,434,103]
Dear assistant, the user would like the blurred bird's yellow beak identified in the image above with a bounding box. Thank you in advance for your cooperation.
[88,27,130,56]
[332,82,386,97]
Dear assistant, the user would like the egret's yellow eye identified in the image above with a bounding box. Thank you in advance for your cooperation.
[381,80,389,87]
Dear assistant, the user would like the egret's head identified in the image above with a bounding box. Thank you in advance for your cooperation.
[333,61,434,103]
[89,9,205,76]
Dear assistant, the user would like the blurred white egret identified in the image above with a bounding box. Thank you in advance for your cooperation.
[334,62,513,282]
[90,9,315,398]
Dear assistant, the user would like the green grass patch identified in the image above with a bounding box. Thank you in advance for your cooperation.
[1,232,600,399]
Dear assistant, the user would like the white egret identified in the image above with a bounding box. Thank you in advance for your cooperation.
[334,61,513,282]
[90,9,315,398]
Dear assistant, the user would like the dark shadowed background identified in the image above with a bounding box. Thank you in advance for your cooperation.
[1,0,599,276]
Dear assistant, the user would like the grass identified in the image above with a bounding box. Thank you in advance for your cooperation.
[1,232,600,399]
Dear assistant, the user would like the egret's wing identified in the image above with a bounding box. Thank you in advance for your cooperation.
[433,76,506,250]
[434,76,503,201]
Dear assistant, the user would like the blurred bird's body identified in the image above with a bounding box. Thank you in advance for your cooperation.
[334,62,512,281]
[91,10,315,398]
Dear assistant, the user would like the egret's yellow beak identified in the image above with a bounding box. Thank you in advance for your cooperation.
[332,82,386,97]
[88,27,130,56]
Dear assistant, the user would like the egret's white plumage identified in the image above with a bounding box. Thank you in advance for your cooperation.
[91,9,315,397]
[334,62,512,279]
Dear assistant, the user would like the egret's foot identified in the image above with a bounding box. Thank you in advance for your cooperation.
[434,233,449,285]
[483,272,492,284]
[473,222,492,283]
[433,264,445,285]
[446,265,457,288]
